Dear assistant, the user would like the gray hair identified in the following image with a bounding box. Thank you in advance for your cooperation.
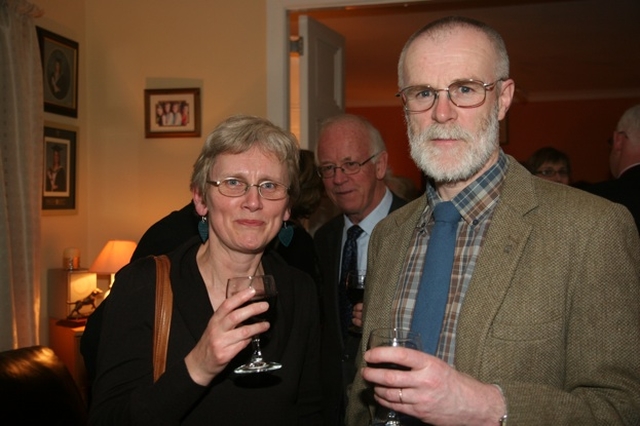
[317,113,387,158]
[397,16,510,89]
[191,114,300,204]
[617,103,640,141]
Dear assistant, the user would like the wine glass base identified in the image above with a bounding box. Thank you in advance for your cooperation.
[234,361,282,375]
[371,416,401,426]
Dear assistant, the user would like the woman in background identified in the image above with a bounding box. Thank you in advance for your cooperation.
[526,146,572,185]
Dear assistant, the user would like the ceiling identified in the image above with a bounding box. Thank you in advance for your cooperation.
[290,0,640,107]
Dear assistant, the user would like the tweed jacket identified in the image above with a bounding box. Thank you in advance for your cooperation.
[346,158,640,425]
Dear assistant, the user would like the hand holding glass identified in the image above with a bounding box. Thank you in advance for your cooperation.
[226,275,281,374]
[345,270,366,333]
[367,328,422,426]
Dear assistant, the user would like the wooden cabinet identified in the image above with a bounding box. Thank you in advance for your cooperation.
[48,318,89,403]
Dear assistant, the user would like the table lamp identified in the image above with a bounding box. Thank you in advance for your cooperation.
[89,240,137,297]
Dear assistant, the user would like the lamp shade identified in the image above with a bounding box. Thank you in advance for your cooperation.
[89,240,137,274]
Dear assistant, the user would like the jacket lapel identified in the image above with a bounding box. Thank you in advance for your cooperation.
[455,160,537,374]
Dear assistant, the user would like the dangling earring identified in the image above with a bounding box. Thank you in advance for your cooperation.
[278,221,294,247]
[198,216,209,242]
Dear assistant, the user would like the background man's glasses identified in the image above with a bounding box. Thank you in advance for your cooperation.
[316,152,381,179]
[207,177,289,200]
[396,78,505,113]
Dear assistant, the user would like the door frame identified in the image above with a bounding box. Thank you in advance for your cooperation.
[266,0,425,130]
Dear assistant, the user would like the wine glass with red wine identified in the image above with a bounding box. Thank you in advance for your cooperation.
[226,275,281,374]
[367,328,422,426]
[345,270,366,333]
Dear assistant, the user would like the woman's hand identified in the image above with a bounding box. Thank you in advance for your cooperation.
[184,287,270,385]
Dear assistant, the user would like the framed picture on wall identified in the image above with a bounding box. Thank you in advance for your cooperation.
[36,27,79,118]
[43,123,77,212]
[144,88,201,138]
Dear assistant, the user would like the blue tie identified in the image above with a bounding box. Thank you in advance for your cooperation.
[339,225,364,338]
[410,201,461,355]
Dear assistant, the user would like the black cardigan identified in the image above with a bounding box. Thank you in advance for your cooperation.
[88,236,323,425]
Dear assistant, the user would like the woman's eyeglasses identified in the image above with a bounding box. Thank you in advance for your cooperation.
[207,177,289,200]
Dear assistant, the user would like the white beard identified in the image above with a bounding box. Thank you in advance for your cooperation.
[407,104,500,183]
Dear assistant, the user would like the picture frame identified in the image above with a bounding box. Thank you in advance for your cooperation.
[43,123,77,212]
[144,88,201,138]
[36,27,79,118]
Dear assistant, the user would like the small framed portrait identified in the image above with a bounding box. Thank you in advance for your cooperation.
[144,88,201,138]
[36,27,79,118]
[43,123,77,212]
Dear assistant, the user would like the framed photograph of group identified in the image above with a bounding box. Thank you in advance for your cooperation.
[144,88,201,138]
[36,27,79,118]
[43,123,77,212]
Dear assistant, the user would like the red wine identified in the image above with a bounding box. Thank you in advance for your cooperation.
[239,294,277,325]
[367,362,411,371]
[346,287,364,305]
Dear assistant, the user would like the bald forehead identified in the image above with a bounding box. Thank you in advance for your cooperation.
[402,26,499,84]
[318,119,371,158]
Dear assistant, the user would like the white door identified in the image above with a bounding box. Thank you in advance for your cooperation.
[298,15,345,152]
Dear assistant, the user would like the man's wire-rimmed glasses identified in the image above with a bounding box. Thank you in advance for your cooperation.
[316,152,381,179]
[396,78,506,113]
[206,177,289,200]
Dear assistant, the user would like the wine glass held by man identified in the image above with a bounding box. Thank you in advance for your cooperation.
[367,328,422,426]
[87,115,323,425]
[345,270,366,333]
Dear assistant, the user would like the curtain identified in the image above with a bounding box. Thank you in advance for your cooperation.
[0,0,44,350]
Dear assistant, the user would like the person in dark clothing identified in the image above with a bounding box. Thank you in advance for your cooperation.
[582,103,640,233]
[313,114,407,425]
[84,115,323,425]
[82,152,324,391]
[130,201,200,261]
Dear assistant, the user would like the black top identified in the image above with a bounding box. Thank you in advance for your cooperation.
[130,202,200,262]
[82,203,322,389]
[582,164,640,233]
[88,237,323,425]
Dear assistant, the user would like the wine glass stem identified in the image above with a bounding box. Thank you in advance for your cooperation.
[250,337,264,363]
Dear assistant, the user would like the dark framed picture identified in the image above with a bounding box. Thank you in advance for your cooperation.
[36,27,79,118]
[144,88,201,138]
[43,123,77,212]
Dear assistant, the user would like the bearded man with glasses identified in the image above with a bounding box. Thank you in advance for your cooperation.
[313,113,408,426]
[347,16,640,426]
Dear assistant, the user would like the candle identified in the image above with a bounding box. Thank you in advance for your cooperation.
[63,247,80,270]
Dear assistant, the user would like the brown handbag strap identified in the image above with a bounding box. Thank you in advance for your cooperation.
[153,255,172,382]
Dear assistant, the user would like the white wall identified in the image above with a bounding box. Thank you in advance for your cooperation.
[37,0,267,343]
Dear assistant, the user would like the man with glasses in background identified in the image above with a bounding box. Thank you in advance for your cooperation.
[584,103,640,233]
[346,16,640,426]
[313,114,407,425]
